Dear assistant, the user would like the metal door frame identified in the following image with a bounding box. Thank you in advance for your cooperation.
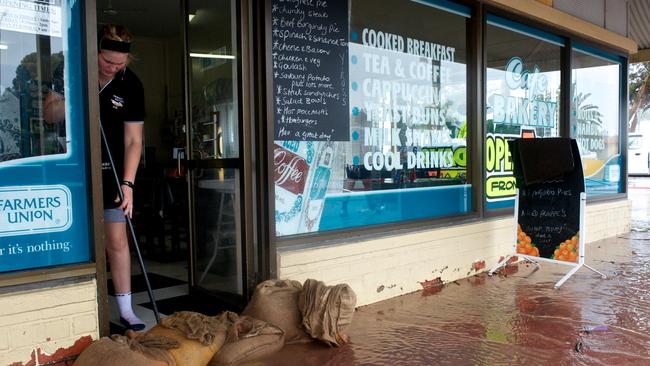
[182,0,258,306]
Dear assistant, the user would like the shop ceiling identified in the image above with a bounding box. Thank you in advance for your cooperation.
[629,0,650,49]
[629,0,650,62]
[95,0,650,59]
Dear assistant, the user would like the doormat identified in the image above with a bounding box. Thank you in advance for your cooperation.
[108,273,186,296]
[140,294,240,316]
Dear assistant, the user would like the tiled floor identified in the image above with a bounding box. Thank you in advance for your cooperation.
[108,259,188,332]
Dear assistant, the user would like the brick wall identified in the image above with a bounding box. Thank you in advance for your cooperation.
[584,199,631,242]
[278,199,631,306]
[0,278,98,365]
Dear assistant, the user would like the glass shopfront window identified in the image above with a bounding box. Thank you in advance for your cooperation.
[271,0,471,236]
[571,46,623,197]
[485,16,562,210]
[0,0,93,272]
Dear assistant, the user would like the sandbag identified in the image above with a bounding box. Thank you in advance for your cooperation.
[74,332,179,366]
[209,312,285,366]
[147,311,227,366]
[298,279,357,346]
[241,279,311,344]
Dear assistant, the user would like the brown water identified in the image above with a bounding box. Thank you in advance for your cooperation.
[258,183,650,366]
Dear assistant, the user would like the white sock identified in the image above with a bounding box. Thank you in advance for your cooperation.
[115,292,144,325]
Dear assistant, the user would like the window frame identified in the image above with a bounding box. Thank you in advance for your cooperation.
[482,13,566,217]
[570,43,627,200]
[482,4,629,219]
[0,0,106,334]
[264,0,629,247]
[267,0,482,246]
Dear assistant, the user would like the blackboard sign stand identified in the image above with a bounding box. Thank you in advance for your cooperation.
[488,138,606,289]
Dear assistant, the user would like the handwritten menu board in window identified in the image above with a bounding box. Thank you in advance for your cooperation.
[271,0,349,141]
[512,139,584,263]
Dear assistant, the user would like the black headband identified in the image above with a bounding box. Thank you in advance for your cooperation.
[99,38,131,53]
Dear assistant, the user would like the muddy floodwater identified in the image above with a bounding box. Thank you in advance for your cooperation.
[257,180,650,366]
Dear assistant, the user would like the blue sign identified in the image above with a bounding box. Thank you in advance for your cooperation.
[0,0,92,273]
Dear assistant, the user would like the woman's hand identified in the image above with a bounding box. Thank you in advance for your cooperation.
[117,185,134,219]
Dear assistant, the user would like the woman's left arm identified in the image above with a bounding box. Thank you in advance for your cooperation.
[120,122,143,218]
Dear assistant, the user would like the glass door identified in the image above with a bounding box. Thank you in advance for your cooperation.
[185,0,244,299]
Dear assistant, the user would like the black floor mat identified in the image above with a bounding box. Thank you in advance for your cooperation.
[108,272,186,296]
[109,321,128,335]
[140,294,240,316]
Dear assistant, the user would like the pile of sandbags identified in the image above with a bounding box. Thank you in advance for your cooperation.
[75,279,356,365]
[76,311,230,366]
[209,311,285,366]
[243,278,357,347]
[241,279,311,344]
[74,331,179,366]
[147,311,228,366]
[299,279,357,346]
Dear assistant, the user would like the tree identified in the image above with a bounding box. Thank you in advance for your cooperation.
[628,62,650,132]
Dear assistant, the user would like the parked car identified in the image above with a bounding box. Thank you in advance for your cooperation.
[628,132,650,175]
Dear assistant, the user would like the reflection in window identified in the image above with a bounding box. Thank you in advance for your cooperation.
[0,25,67,162]
[273,0,471,236]
[571,48,622,196]
[484,17,562,209]
[628,134,643,150]
[188,0,239,160]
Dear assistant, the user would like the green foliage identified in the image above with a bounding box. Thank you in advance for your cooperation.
[629,62,650,107]
[628,62,650,131]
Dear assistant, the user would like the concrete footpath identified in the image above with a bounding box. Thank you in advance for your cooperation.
[258,179,650,366]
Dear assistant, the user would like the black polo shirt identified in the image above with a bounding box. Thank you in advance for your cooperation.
[99,67,144,208]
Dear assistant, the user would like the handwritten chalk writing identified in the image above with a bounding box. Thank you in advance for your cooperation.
[528,188,573,199]
[272,0,349,140]
[539,209,567,218]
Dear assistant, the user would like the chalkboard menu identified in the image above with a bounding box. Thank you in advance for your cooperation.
[511,138,584,263]
[271,0,349,141]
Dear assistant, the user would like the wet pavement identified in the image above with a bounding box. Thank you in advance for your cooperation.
[258,178,650,366]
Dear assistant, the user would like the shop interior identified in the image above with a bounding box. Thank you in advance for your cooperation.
[96,0,242,331]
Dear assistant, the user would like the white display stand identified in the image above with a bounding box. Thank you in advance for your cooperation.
[489,190,606,288]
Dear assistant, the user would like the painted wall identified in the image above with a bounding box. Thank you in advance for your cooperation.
[554,0,629,37]
[0,278,98,365]
[278,199,631,306]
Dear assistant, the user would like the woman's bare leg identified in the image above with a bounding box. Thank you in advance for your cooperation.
[105,221,144,329]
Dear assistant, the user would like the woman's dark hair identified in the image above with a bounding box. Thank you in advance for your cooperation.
[98,24,133,43]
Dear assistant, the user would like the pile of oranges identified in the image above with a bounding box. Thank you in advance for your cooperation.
[516,224,540,257]
[516,224,580,262]
[552,234,580,263]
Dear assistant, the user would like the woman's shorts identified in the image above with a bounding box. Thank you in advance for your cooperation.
[104,208,126,223]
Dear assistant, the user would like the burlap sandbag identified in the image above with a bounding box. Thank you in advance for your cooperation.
[241,279,311,344]
[298,279,357,346]
[146,311,228,366]
[74,332,179,366]
[209,312,285,366]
